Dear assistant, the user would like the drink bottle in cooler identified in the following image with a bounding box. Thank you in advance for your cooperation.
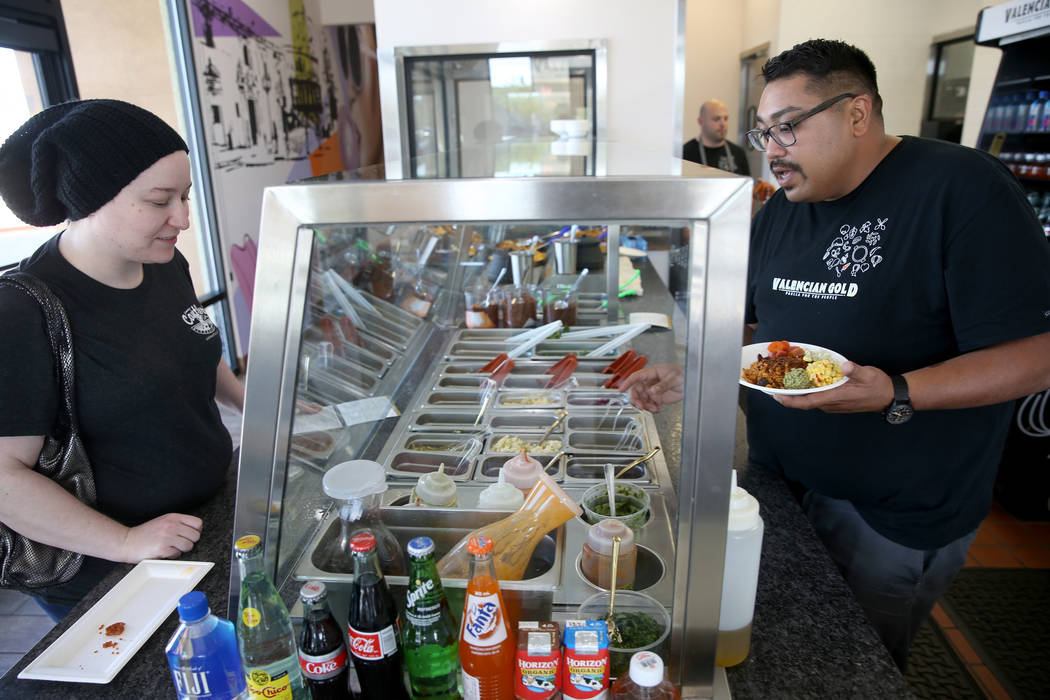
[234,534,310,700]
[403,536,461,699]
[165,591,249,699]
[347,531,409,700]
[299,580,352,700]
[460,535,515,700]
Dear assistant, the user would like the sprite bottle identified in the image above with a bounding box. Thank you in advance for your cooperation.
[403,536,461,699]
[234,534,310,700]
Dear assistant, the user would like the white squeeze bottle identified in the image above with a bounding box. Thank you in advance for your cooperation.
[716,469,764,667]
[477,468,526,510]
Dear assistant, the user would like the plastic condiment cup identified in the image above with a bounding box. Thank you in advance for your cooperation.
[580,482,650,532]
[577,589,670,679]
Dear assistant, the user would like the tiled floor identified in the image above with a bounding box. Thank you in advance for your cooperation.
[931,501,1050,700]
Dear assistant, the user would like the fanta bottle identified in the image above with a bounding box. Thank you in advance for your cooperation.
[460,536,516,700]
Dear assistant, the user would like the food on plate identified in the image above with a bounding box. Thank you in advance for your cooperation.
[782,367,813,390]
[491,435,562,453]
[742,341,844,390]
[105,622,125,636]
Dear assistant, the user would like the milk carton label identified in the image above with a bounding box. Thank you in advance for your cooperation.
[515,654,561,699]
[561,620,609,700]
[461,592,507,647]
[347,623,398,660]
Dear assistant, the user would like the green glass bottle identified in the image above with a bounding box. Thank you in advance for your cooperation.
[234,534,310,700]
[403,536,461,699]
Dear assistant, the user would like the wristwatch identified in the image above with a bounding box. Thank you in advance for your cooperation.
[883,374,914,425]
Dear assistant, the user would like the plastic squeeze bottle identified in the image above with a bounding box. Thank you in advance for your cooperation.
[478,468,526,510]
[502,449,544,495]
[715,469,764,667]
[412,462,458,507]
[608,652,679,700]
[581,519,637,591]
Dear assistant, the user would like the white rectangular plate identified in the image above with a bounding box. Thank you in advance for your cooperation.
[18,559,213,684]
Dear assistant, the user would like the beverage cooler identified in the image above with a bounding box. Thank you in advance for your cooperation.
[975,1,1050,519]
[229,147,752,698]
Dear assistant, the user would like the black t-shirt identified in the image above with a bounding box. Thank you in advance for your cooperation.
[682,138,751,176]
[745,136,1050,549]
[0,234,232,526]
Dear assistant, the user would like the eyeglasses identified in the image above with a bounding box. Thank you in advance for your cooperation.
[746,93,858,151]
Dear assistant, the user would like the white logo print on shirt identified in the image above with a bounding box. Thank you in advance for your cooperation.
[822,218,886,278]
[181,304,219,337]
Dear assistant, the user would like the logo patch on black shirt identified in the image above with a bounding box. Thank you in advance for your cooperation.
[181,304,219,337]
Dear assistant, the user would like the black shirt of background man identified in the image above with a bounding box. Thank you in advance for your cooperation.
[745,135,1050,550]
[0,235,232,526]
[682,138,751,176]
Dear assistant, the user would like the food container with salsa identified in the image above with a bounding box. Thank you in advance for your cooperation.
[580,482,650,532]
[577,590,670,679]
[541,285,578,325]
[503,284,538,328]
[464,286,501,328]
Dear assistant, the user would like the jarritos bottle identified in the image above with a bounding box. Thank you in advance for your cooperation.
[460,536,516,700]
[403,536,461,699]
[233,534,309,700]
[347,531,409,700]
[298,581,352,700]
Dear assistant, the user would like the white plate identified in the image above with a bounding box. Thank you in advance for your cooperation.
[18,559,213,683]
[740,342,849,395]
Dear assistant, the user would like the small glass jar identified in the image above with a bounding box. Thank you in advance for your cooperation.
[541,285,578,325]
[502,284,538,328]
[464,286,500,328]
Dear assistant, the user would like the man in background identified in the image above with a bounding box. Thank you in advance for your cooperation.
[682,98,751,176]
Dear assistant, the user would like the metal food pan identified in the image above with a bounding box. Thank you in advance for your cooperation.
[475,454,565,482]
[434,375,498,390]
[408,411,486,431]
[565,429,647,453]
[485,433,565,455]
[302,340,387,376]
[533,341,612,356]
[446,342,514,358]
[488,410,564,433]
[566,414,642,434]
[563,455,651,483]
[385,451,475,481]
[454,329,525,342]
[396,432,484,460]
[566,391,634,408]
[496,390,564,409]
[423,391,486,408]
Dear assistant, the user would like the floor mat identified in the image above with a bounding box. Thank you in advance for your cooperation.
[905,617,984,699]
[939,568,1050,700]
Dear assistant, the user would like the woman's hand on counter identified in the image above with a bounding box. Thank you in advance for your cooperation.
[117,513,203,563]
[619,364,684,412]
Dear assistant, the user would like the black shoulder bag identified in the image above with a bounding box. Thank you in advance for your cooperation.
[0,271,96,590]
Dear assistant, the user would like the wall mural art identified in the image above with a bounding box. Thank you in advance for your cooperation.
[184,0,382,354]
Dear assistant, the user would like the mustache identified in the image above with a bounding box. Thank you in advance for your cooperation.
[769,158,799,172]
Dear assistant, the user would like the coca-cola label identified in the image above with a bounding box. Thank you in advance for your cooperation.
[461,592,507,647]
[298,644,348,680]
[347,622,398,660]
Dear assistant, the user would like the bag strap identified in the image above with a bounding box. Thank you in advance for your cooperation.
[0,272,79,435]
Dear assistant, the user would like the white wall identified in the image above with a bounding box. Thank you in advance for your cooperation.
[681,0,744,148]
[373,0,683,172]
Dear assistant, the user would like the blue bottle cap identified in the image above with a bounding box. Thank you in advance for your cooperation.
[408,536,435,557]
[178,591,210,623]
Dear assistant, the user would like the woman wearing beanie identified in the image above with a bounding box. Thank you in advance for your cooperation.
[0,99,244,620]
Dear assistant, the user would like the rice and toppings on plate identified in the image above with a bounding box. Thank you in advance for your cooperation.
[742,341,845,390]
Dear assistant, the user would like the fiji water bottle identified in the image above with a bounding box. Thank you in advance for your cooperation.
[1027,91,1047,132]
[166,591,249,699]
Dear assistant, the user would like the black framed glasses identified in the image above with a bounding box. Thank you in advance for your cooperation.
[746,93,858,151]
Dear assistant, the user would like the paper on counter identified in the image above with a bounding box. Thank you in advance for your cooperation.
[334,396,400,425]
[629,312,671,329]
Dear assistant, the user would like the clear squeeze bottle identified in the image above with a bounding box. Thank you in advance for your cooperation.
[323,459,405,576]
[715,470,764,667]
[165,591,249,700]
[608,652,679,700]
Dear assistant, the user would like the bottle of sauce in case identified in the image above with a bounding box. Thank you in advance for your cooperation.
[234,535,309,700]
[608,652,679,700]
[166,591,248,700]
[515,621,561,700]
[298,581,352,700]
[460,536,516,700]
[347,532,409,700]
[403,536,461,699]
[324,460,405,576]
[413,462,459,507]
[580,519,637,591]
[715,469,764,667]
[502,450,544,496]
[477,469,526,511]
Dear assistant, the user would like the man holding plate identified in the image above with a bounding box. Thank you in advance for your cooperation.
[623,39,1050,671]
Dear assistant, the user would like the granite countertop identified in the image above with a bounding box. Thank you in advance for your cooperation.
[1,257,913,699]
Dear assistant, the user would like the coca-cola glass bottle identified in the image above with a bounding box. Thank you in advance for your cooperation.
[347,531,409,700]
[299,581,352,700]
[403,537,461,699]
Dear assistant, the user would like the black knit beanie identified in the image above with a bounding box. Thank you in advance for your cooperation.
[0,99,188,226]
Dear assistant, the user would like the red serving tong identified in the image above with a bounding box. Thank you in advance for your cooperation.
[479,352,509,373]
[544,353,578,389]
[488,356,515,385]
[604,354,648,389]
[602,350,636,375]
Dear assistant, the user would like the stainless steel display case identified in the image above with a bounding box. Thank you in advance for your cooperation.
[233,163,751,698]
